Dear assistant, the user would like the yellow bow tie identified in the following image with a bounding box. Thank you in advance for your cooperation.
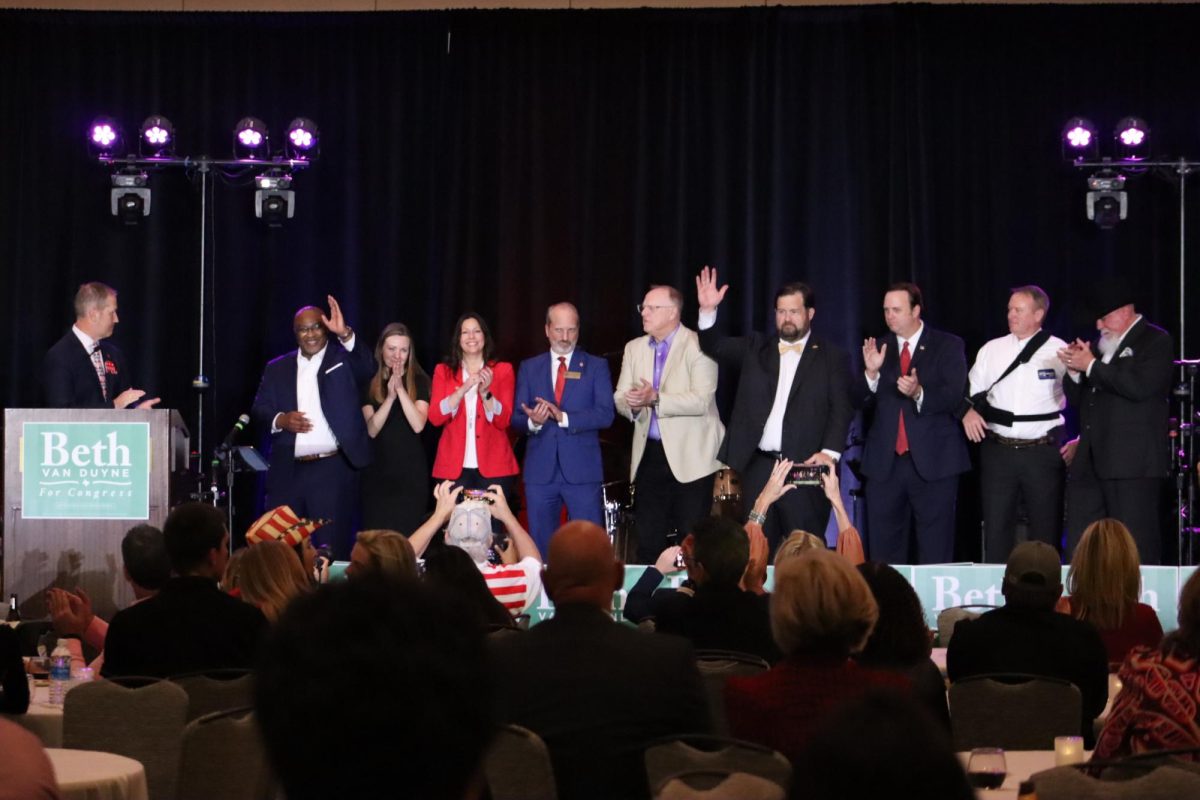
[778,342,804,355]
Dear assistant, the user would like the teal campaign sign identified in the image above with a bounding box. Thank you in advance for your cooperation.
[22,422,151,520]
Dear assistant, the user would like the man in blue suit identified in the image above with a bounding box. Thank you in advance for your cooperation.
[251,296,374,559]
[856,282,970,564]
[512,303,616,555]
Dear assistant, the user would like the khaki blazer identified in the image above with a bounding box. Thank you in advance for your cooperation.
[613,324,724,483]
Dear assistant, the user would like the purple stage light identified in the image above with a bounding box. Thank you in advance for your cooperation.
[238,128,263,147]
[144,126,170,146]
[289,128,313,149]
[92,124,117,147]
[285,117,319,161]
[138,115,174,157]
[1114,116,1149,161]
[1061,116,1097,163]
[1118,127,1145,147]
[233,116,269,159]
[1066,127,1092,148]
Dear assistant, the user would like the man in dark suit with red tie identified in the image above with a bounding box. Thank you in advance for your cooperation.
[512,302,615,555]
[42,282,159,409]
[857,282,970,564]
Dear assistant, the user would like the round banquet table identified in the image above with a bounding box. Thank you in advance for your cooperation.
[957,749,1091,799]
[1,683,63,747]
[46,748,149,800]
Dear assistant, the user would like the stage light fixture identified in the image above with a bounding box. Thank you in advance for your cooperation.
[139,115,175,158]
[1086,170,1127,229]
[233,116,269,160]
[285,117,319,161]
[1061,117,1098,162]
[254,172,294,226]
[88,118,123,159]
[1114,116,1150,161]
[110,169,151,224]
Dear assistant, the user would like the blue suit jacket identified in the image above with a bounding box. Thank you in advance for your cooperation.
[855,325,971,482]
[511,351,615,485]
[251,340,375,494]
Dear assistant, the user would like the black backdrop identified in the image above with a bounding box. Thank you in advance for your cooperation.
[2,6,1198,556]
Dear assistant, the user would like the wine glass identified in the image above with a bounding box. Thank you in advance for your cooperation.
[966,747,1007,790]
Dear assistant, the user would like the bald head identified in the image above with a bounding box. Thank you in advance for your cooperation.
[544,521,623,609]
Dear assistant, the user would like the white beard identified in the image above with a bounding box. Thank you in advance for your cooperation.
[1097,333,1119,359]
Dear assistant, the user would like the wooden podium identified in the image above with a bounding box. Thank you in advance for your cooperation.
[3,408,190,620]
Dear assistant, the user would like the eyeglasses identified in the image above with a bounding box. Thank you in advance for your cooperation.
[295,323,324,334]
[637,303,673,314]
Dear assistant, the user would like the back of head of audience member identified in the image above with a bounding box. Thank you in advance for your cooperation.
[121,524,171,597]
[422,544,516,629]
[256,575,494,800]
[163,502,229,579]
[774,530,826,568]
[237,541,311,623]
[1164,567,1200,659]
[1002,541,1062,611]
[543,521,623,610]
[771,549,878,659]
[855,561,933,667]
[687,515,749,589]
[1067,518,1141,630]
[792,690,973,800]
[347,529,417,582]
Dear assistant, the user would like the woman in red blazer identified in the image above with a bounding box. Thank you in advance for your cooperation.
[429,312,519,499]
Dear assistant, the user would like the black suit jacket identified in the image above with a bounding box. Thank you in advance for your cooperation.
[855,326,971,481]
[699,323,853,471]
[490,604,710,800]
[251,340,376,495]
[1063,317,1173,480]
[101,576,268,679]
[42,331,133,409]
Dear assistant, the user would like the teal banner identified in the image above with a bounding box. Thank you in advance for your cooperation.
[21,421,151,520]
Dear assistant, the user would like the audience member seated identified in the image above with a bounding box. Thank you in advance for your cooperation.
[854,561,949,729]
[47,524,170,673]
[625,516,779,662]
[725,549,908,769]
[1094,567,1200,760]
[345,529,418,581]
[0,719,60,800]
[256,575,494,800]
[237,540,313,622]
[946,540,1108,746]
[792,690,973,800]
[102,503,268,679]
[422,545,520,631]
[0,625,28,713]
[1060,518,1163,669]
[410,481,544,615]
[490,521,710,800]
[773,531,826,567]
[244,504,331,584]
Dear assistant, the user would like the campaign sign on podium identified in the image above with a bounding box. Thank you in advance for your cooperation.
[21,421,151,519]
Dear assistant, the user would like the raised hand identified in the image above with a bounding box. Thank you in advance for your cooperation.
[696,265,729,313]
[862,337,887,378]
[320,295,349,339]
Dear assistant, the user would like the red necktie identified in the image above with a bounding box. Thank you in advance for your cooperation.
[554,356,567,405]
[895,341,911,455]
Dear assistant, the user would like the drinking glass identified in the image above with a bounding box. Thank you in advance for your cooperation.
[966,747,1007,790]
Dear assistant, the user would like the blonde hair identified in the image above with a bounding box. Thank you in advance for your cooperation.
[239,540,312,622]
[773,530,826,568]
[354,530,418,580]
[1067,518,1141,630]
[770,549,878,658]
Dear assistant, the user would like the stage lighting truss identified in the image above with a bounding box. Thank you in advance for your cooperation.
[87,114,317,225]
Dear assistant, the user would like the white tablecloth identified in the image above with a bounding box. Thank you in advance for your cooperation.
[1,683,63,747]
[957,749,1090,799]
[46,748,148,800]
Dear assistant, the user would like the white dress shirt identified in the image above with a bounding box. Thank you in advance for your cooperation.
[529,349,573,432]
[293,345,339,457]
[967,330,1067,438]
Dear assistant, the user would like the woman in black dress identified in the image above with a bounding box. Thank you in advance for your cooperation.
[361,323,431,534]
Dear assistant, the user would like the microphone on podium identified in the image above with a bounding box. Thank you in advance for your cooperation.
[219,414,251,450]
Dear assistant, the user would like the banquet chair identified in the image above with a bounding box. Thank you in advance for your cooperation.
[694,650,770,737]
[948,673,1081,751]
[654,770,785,800]
[483,723,558,800]
[171,668,255,721]
[644,735,791,796]
[62,677,189,800]
[1028,763,1200,799]
[176,706,274,800]
[936,605,998,647]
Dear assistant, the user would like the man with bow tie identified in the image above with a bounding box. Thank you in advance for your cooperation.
[1058,282,1173,564]
[857,282,970,564]
[43,281,159,409]
[696,267,853,552]
[511,302,616,556]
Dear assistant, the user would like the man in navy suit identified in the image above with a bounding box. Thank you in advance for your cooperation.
[512,302,615,555]
[43,282,159,409]
[857,282,970,564]
[252,296,374,559]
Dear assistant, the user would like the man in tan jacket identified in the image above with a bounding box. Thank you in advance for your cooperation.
[615,284,724,562]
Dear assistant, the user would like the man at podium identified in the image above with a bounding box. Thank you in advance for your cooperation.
[42,282,158,409]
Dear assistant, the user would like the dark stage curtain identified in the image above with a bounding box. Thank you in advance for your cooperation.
[2,6,1197,555]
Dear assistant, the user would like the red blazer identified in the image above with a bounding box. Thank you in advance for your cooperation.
[429,361,519,479]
